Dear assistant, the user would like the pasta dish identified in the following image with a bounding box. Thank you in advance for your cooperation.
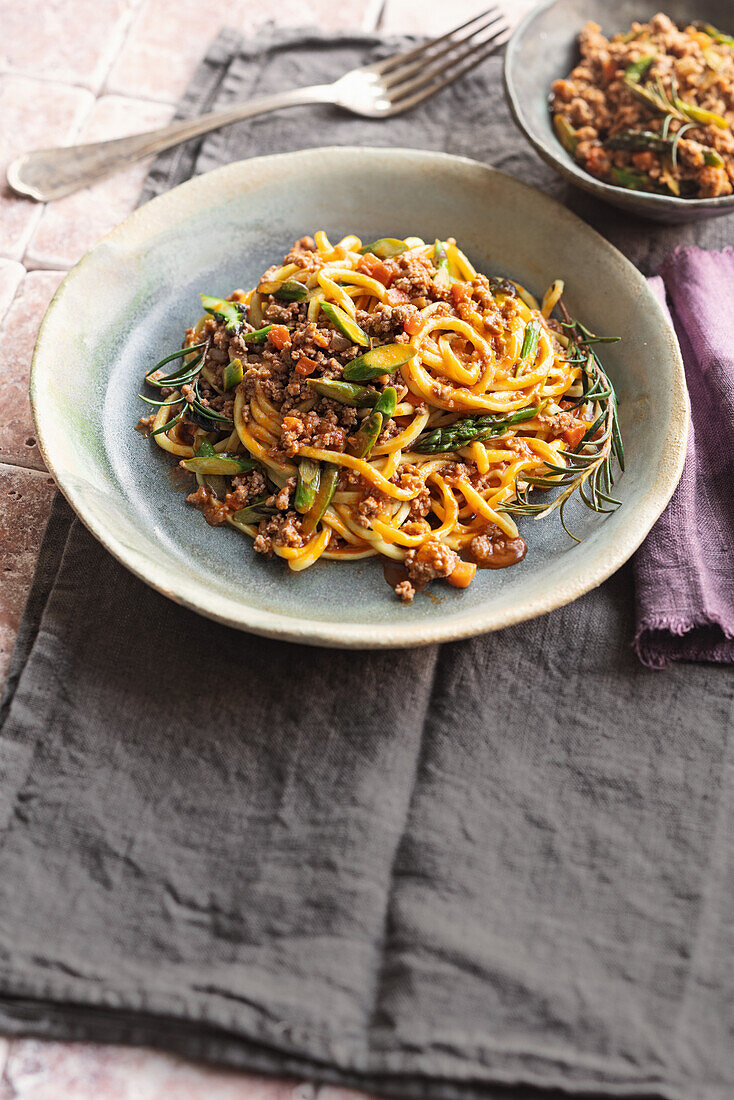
[136,232,623,601]
[551,14,734,198]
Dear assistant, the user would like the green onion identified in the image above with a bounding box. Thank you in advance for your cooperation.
[343,343,415,382]
[295,458,321,514]
[373,386,397,418]
[704,148,725,167]
[223,358,243,390]
[272,280,308,301]
[348,411,383,459]
[301,464,339,535]
[200,295,244,332]
[623,52,656,84]
[319,301,370,346]
[242,325,276,343]
[433,239,451,289]
[358,237,407,258]
[181,453,257,476]
[306,379,380,406]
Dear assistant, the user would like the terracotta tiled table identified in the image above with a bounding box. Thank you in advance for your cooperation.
[0,1,532,1094]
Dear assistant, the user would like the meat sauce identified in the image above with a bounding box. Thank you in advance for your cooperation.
[383,529,526,594]
[465,532,527,569]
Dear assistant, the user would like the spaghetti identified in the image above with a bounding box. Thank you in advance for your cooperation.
[137,233,623,601]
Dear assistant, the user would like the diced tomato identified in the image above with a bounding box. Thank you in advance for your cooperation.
[447,560,477,589]
[563,423,587,449]
[295,355,318,376]
[268,324,291,350]
[451,283,471,306]
[403,313,423,336]
[601,57,618,84]
[357,254,394,286]
[312,329,330,348]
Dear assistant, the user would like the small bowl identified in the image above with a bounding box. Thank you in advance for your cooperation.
[504,0,734,223]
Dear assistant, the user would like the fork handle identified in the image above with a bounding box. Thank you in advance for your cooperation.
[6,83,336,202]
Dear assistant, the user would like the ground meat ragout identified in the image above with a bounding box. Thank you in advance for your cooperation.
[551,14,734,198]
[138,230,623,601]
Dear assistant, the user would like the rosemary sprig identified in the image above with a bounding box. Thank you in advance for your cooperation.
[144,343,207,389]
[623,72,729,129]
[187,377,235,430]
[605,124,722,175]
[560,319,620,345]
[150,404,187,437]
[141,341,234,437]
[503,305,624,539]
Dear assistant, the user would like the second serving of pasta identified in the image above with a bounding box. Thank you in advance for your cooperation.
[137,231,623,601]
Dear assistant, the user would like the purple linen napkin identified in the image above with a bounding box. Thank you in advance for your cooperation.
[634,246,734,668]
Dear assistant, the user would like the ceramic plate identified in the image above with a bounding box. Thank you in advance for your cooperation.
[31,147,688,648]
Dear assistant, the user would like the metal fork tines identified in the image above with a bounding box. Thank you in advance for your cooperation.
[369,7,510,115]
[7,7,510,202]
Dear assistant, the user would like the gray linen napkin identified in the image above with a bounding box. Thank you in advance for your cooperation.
[1,29,734,1100]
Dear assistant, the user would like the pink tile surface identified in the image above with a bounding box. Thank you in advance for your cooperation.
[0,1041,312,1100]
[0,260,25,322]
[106,0,377,103]
[0,270,65,471]
[0,464,56,684]
[317,1089,383,1100]
[379,0,534,33]
[25,95,173,270]
[0,0,131,92]
[0,76,93,262]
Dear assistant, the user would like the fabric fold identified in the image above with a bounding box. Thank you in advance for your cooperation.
[633,249,734,667]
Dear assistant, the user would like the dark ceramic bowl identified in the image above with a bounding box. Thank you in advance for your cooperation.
[504,0,734,222]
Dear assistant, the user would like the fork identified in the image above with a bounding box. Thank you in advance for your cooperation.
[6,7,509,203]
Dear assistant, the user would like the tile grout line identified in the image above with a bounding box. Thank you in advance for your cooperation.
[0,65,178,105]
[88,0,138,97]
[363,0,388,32]
[0,461,50,479]
[100,0,164,100]
[22,257,73,274]
[0,263,25,329]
